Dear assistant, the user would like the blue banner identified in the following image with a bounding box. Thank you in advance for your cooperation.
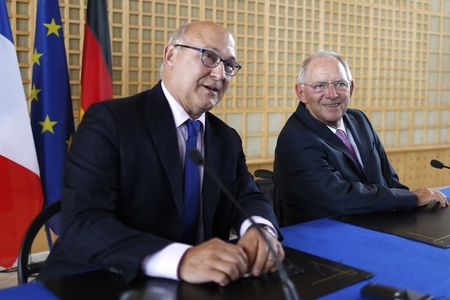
[31,0,74,234]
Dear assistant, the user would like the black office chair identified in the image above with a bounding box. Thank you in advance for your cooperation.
[254,169,284,226]
[17,200,61,284]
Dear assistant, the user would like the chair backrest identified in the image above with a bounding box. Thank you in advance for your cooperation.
[17,200,61,284]
[254,169,284,226]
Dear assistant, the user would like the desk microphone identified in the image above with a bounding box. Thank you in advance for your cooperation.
[430,159,450,170]
[188,149,300,300]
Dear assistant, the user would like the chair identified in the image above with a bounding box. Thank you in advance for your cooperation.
[254,169,284,226]
[17,200,61,284]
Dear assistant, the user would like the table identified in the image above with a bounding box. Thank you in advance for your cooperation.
[281,184,450,300]
[1,186,449,299]
[282,217,450,299]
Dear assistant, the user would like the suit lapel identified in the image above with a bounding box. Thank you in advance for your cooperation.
[296,103,345,152]
[143,82,184,214]
[297,104,365,175]
[202,114,224,238]
[344,113,374,178]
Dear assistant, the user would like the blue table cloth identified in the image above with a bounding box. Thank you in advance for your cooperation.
[282,217,450,299]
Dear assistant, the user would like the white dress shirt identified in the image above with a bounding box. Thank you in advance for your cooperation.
[327,119,364,167]
[142,82,275,280]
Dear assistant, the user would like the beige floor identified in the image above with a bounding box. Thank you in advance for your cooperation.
[0,270,18,289]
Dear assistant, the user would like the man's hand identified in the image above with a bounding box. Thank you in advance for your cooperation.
[178,238,248,286]
[412,187,449,208]
[237,226,285,277]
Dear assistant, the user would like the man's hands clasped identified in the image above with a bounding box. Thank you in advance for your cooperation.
[178,226,284,286]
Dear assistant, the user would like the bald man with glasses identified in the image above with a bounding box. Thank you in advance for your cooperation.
[39,21,283,286]
[274,50,448,225]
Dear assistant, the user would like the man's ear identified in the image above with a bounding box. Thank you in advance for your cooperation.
[349,80,354,97]
[295,83,306,104]
[163,45,176,69]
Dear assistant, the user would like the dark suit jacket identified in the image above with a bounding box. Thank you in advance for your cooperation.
[274,103,417,225]
[39,82,278,281]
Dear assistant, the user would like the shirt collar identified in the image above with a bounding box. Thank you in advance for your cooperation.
[161,81,206,129]
[327,118,346,134]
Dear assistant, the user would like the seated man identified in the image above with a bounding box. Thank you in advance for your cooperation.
[38,21,283,286]
[274,50,448,225]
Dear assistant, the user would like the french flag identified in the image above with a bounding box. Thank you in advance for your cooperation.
[0,0,43,268]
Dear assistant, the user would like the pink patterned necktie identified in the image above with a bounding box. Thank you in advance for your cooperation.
[335,129,358,162]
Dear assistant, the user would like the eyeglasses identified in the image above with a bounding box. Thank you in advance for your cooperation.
[175,44,242,77]
[301,81,351,93]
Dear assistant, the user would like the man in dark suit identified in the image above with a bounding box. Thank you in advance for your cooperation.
[39,21,283,286]
[274,51,448,225]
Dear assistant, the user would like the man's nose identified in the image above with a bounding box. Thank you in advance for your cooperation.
[325,83,338,97]
[210,61,226,80]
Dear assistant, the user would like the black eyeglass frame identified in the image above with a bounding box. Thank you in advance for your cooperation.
[175,44,242,77]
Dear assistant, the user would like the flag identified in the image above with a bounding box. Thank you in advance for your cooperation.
[30,0,74,234]
[80,0,112,119]
[0,0,43,268]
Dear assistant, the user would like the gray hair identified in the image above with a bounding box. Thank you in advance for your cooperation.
[296,50,352,84]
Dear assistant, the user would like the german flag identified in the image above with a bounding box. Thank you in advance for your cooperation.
[80,0,112,119]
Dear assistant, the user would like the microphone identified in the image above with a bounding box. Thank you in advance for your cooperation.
[188,149,300,300]
[430,159,450,170]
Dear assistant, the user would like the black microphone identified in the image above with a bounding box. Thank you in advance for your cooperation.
[430,159,450,170]
[188,149,300,300]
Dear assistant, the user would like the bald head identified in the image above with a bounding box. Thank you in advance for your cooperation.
[161,21,236,76]
[170,21,234,48]
[160,21,238,119]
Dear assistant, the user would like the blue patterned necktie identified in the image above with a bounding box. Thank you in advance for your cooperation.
[183,119,202,243]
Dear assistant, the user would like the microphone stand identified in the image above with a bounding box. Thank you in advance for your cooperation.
[188,149,300,300]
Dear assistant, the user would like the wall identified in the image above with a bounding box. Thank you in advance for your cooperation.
[5,0,450,252]
[6,0,450,176]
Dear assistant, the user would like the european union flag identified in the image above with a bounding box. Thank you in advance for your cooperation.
[31,0,74,234]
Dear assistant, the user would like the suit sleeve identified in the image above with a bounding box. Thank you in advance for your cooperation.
[362,112,409,190]
[226,128,281,235]
[58,104,173,281]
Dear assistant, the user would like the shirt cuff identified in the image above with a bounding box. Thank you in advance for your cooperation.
[240,216,277,238]
[142,243,191,280]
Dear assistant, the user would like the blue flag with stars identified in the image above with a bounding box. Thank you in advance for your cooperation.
[31,0,74,234]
